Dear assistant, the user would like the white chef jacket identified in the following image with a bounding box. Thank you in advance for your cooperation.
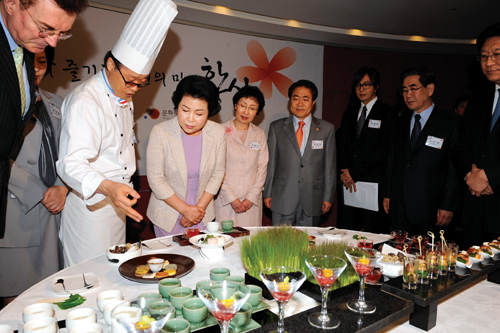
[56,70,136,267]
[57,69,136,205]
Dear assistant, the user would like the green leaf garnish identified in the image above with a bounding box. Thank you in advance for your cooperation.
[54,293,86,310]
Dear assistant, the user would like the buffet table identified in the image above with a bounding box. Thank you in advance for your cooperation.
[1,227,499,332]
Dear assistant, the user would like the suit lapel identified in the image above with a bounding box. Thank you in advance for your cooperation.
[22,50,36,127]
[170,120,188,190]
[283,116,301,156]
[409,108,440,156]
[199,122,215,181]
[0,27,22,120]
[303,117,321,159]
[484,87,499,142]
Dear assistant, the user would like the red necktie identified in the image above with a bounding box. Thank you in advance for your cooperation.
[296,121,305,149]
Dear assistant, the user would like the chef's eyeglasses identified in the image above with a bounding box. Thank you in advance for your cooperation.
[20,1,72,40]
[116,65,150,88]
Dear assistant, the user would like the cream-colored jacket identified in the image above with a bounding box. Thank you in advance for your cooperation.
[146,117,226,232]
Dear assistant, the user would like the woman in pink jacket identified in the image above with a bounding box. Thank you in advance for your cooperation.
[215,86,269,226]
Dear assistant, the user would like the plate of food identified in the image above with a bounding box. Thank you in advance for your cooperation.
[475,245,494,258]
[486,241,500,254]
[118,254,195,283]
[107,243,142,264]
[379,253,404,278]
[456,252,473,268]
[466,247,484,263]
[189,234,233,249]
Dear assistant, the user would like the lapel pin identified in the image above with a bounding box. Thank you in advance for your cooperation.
[316,128,319,131]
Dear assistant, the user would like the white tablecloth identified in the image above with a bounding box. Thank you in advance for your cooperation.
[1,227,499,333]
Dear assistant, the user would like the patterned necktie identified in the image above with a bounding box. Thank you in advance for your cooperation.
[296,121,305,149]
[357,105,367,138]
[490,88,500,132]
[410,114,421,150]
[14,47,26,115]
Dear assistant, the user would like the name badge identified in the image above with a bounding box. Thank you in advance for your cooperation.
[49,104,62,120]
[312,140,323,149]
[425,136,443,149]
[249,141,261,150]
[368,119,381,129]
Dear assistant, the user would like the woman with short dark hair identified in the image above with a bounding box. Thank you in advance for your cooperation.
[146,75,226,235]
[214,85,269,226]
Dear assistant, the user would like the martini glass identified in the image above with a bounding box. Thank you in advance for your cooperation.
[305,256,347,329]
[344,247,383,314]
[260,266,306,333]
[196,280,250,333]
[111,297,174,333]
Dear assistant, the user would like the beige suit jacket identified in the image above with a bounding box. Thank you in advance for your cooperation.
[214,118,268,226]
[146,117,226,232]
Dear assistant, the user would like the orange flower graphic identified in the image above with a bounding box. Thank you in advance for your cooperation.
[236,40,296,99]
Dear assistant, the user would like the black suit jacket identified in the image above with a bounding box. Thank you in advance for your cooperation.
[460,85,500,234]
[0,26,36,238]
[337,99,394,189]
[385,107,460,225]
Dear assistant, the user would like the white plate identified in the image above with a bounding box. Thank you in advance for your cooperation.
[189,234,233,248]
[456,258,472,268]
[319,229,346,240]
[379,261,403,278]
[470,255,483,263]
[51,272,98,295]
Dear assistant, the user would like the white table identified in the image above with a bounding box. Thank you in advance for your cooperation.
[1,227,499,333]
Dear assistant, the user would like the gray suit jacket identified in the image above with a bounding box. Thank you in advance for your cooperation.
[0,89,64,248]
[263,115,336,217]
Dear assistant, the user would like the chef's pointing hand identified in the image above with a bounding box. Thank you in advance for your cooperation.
[98,180,143,222]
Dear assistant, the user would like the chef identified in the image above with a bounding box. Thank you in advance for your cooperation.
[56,0,178,267]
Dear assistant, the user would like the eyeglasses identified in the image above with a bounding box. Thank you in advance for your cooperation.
[116,65,150,88]
[291,96,311,103]
[400,86,424,95]
[20,1,72,40]
[477,53,500,63]
[236,102,257,112]
[354,83,373,90]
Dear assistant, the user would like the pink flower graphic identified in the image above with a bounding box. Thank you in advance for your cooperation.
[236,40,297,99]
[225,125,235,136]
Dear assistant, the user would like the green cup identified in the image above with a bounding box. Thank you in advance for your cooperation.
[210,267,230,281]
[159,278,182,300]
[137,292,162,309]
[182,297,207,324]
[210,282,238,300]
[230,302,252,330]
[162,318,190,333]
[148,299,175,319]
[224,275,245,286]
[221,220,234,232]
[169,287,193,311]
[195,280,212,291]
[243,285,262,307]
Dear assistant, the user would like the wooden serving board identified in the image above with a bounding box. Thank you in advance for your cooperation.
[173,227,250,246]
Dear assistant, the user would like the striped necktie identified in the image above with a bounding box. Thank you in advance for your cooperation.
[14,47,26,115]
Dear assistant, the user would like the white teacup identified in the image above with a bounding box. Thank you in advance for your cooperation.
[104,300,126,326]
[206,221,219,233]
[66,307,96,331]
[24,317,57,333]
[23,303,54,323]
[97,289,123,312]
[0,325,14,333]
[111,307,142,333]
[70,323,103,333]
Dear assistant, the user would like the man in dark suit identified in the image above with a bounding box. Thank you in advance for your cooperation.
[337,67,393,233]
[0,0,87,238]
[460,22,500,246]
[263,80,336,226]
[383,68,460,235]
